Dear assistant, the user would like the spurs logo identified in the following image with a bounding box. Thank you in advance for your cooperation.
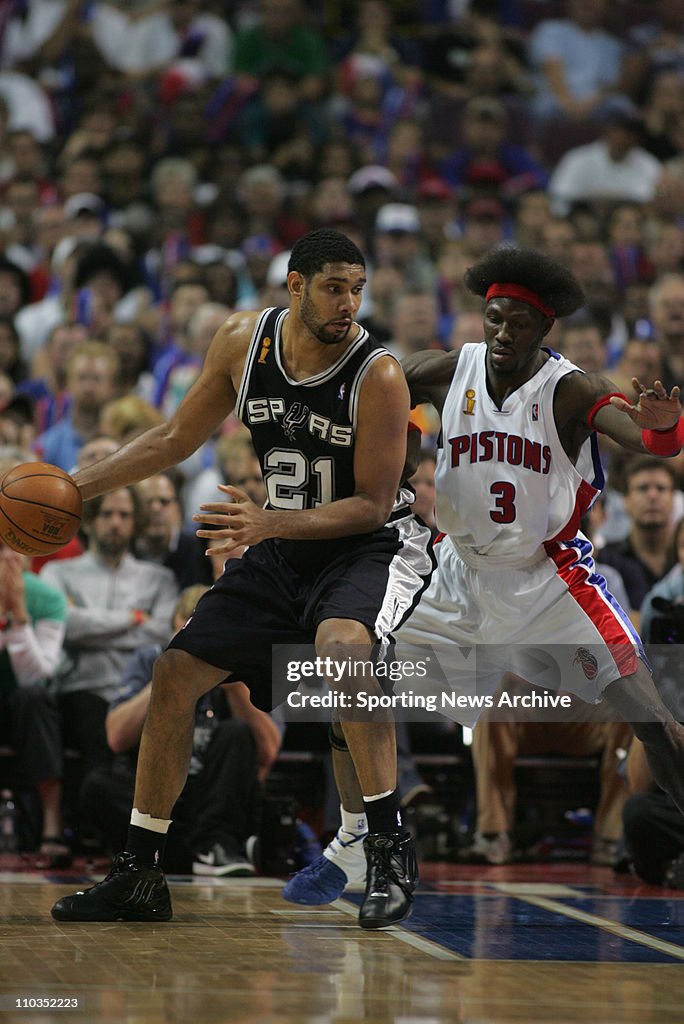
[282,402,310,439]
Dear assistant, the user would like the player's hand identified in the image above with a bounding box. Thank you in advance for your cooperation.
[610,378,682,430]
[194,485,273,555]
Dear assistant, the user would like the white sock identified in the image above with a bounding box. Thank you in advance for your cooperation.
[130,808,172,834]
[322,805,367,881]
[340,806,368,836]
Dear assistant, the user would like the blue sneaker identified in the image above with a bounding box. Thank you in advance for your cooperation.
[281,829,367,905]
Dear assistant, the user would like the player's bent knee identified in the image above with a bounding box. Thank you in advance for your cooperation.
[151,649,219,705]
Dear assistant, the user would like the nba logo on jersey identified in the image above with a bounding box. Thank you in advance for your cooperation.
[532,403,539,421]
[463,389,476,415]
[338,383,346,401]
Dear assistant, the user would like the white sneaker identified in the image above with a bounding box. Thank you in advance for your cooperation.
[468,831,512,865]
[193,842,256,877]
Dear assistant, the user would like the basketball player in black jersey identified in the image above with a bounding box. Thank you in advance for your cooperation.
[50,230,435,929]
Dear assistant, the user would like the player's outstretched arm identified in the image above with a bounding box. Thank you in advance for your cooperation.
[73,313,255,501]
[560,371,683,455]
[588,374,683,455]
[402,349,458,414]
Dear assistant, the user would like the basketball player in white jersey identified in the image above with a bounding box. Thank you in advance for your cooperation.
[284,245,684,905]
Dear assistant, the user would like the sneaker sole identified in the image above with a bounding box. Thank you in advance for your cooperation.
[359,902,413,930]
[192,864,256,877]
[51,903,173,923]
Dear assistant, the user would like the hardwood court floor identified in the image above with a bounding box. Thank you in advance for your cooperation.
[1,857,684,1023]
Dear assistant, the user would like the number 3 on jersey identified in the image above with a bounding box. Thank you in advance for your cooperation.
[264,449,334,509]
[490,481,516,524]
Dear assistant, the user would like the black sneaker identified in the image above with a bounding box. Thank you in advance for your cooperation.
[192,842,256,877]
[359,831,418,930]
[51,851,172,922]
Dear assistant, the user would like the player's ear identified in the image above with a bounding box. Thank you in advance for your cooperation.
[542,317,555,337]
[288,271,303,298]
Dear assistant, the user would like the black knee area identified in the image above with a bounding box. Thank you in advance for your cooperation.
[328,724,349,753]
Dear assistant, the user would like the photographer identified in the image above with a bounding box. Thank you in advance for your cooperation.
[640,516,684,722]
[622,518,684,886]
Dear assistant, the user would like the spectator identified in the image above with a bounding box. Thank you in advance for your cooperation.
[611,339,666,400]
[621,0,684,106]
[647,273,684,392]
[373,203,435,291]
[134,471,213,590]
[183,432,265,528]
[640,515,684,721]
[0,257,32,322]
[160,302,231,419]
[459,197,509,258]
[548,105,663,215]
[622,735,684,888]
[14,238,90,363]
[528,0,625,123]
[0,448,68,866]
[469,678,632,866]
[40,487,178,815]
[556,318,608,374]
[446,309,485,354]
[644,220,684,280]
[0,317,27,385]
[18,321,86,434]
[233,0,329,104]
[99,395,164,447]
[105,322,155,404]
[34,339,119,472]
[81,585,281,875]
[150,278,211,404]
[599,456,677,622]
[439,97,548,198]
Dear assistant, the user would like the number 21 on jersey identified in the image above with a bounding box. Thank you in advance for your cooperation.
[264,449,334,509]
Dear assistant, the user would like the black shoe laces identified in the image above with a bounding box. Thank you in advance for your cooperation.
[367,846,412,899]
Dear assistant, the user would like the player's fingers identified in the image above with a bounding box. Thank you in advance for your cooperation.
[205,539,241,557]
[609,396,636,416]
[195,526,233,539]
[218,484,250,502]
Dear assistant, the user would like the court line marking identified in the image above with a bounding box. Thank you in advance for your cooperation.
[331,898,466,961]
[497,889,684,960]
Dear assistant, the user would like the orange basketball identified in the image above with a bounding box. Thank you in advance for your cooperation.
[0,462,83,556]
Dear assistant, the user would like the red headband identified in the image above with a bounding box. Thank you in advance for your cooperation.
[485,283,555,318]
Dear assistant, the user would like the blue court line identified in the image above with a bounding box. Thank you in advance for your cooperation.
[345,892,684,962]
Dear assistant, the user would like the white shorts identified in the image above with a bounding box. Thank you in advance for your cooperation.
[394,533,643,725]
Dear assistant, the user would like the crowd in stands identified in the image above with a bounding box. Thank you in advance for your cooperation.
[0,0,684,884]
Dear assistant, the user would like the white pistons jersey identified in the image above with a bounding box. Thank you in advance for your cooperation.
[434,343,604,568]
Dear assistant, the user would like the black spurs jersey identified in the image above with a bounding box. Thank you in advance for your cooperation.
[234,307,413,574]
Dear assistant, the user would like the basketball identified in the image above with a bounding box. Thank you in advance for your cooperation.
[0,462,83,556]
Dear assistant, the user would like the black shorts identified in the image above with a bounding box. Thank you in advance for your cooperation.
[168,517,435,709]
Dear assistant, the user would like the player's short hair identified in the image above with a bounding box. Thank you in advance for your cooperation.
[464,245,585,318]
[288,230,365,279]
